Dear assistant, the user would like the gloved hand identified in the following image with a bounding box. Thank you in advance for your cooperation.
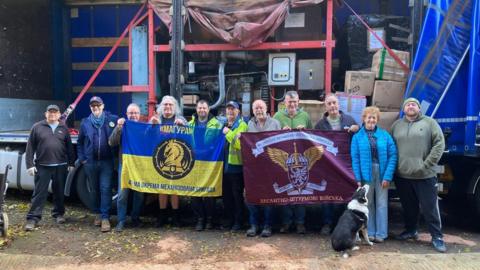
[27,167,37,176]
[68,166,75,173]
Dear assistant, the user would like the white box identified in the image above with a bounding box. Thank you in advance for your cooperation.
[268,53,296,86]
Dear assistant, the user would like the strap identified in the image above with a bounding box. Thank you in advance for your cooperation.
[378,48,387,80]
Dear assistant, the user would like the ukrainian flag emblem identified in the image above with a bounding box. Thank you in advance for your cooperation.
[121,121,225,196]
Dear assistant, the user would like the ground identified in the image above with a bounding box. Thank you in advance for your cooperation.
[1,192,480,269]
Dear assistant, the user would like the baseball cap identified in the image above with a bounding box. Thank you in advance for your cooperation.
[46,104,60,112]
[89,96,104,105]
[226,101,239,109]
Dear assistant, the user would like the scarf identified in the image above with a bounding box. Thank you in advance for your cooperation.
[89,112,105,129]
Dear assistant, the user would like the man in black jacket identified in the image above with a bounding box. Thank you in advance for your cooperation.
[25,104,75,231]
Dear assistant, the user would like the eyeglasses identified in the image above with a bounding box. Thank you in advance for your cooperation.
[90,104,102,108]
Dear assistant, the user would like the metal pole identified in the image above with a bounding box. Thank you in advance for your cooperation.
[147,5,156,118]
[325,0,333,95]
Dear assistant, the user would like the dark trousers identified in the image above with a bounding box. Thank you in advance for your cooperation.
[222,173,244,226]
[191,197,215,220]
[26,165,67,222]
[395,176,443,239]
[83,159,114,219]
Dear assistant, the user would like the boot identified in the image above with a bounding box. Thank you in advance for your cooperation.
[195,218,204,231]
[156,209,166,228]
[171,209,181,227]
[205,217,213,230]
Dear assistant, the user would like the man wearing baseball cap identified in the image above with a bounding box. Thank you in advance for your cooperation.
[24,105,75,231]
[77,96,119,232]
[391,97,447,252]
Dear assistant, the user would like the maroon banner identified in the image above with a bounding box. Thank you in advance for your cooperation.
[240,130,357,205]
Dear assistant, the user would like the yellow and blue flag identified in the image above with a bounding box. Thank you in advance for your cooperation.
[120,121,225,196]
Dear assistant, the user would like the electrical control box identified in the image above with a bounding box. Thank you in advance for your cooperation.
[268,53,296,86]
[298,59,325,90]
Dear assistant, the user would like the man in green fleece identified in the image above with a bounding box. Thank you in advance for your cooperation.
[391,97,446,253]
[273,91,312,234]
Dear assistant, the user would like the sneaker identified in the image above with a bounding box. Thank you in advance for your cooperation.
[155,215,164,228]
[260,226,272,238]
[115,221,125,232]
[395,230,419,241]
[320,224,332,236]
[131,218,142,228]
[296,224,306,234]
[246,225,258,237]
[101,219,111,232]
[368,236,375,242]
[94,215,102,227]
[195,219,204,231]
[373,237,384,243]
[205,218,213,230]
[432,238,447,253]
[279,224,290,233]
[24,219,37,231]
[230,223,242,232]
[55,215,66,224]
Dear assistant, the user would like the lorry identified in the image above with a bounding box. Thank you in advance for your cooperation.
[0,0,479,222]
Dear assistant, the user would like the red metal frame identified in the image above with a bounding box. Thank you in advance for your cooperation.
[147,6,156,118]
[325,0,333,95]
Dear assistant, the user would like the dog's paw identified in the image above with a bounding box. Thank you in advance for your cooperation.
[352,246,360,251]
[367,241,374,246]
[342,252,350,259]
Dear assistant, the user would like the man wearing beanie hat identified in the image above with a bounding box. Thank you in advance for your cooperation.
[391,97,446,253]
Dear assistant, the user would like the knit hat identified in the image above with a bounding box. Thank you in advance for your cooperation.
[402,97,420,108]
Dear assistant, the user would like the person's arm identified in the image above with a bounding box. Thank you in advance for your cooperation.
[65,130,76,167]
[25,125,37,169]
[424,118,445,168]
[350,134,362,183]
[108,124,123,147]
[225,121,248,149]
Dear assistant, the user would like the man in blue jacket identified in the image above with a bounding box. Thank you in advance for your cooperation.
[77,96,118,232]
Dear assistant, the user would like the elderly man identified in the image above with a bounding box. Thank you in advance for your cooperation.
[109,103,144,232]
[222,101,248,232]
[315,94,359,235]
[246,99,281,237]
[150,95,187,227]
[77,96,119,232]
[392,97,447,253]
[273,90,312,234]
[24,105,75,231]
[189,100,223,231]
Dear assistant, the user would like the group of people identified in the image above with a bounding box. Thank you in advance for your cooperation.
[23,91,447,253]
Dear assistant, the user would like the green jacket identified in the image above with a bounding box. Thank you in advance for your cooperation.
[273,109,313,129]
[391,114,445,179]
[225,117,248,166]
[188,113,223,146]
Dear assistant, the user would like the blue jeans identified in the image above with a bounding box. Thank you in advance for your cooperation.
[367,163,389,239]
[247,204,273,227]
[117,173,144,223]
[84,160,114,219]
[282,205,306,225]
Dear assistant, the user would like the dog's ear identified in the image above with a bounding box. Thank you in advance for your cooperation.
[363,184,370,194]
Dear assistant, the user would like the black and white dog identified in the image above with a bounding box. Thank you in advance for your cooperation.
[331,185,373,258]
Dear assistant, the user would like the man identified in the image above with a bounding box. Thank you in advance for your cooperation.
[246,99,281,237]
[391,97,447,253]
[222,101,248,232]
[77,96,119,232]
[315,94,359,235]
[188,100,222,231]
[24,105,75,231]
[109,103,144,232]
[273,91,312,234]
[150,95,187,227]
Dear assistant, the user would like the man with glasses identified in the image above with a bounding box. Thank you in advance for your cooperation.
[24,105,75,231]
[77,96,119,232]
[109,103,144,232]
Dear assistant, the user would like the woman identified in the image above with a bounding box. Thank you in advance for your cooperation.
[351,106,397,243]
[150,95,187,227]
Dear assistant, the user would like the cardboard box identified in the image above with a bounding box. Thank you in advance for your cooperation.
[336,93,366,125]
[371,49,410,82]
[378,111,399,132]
[344,71,376,96]
[372,80,406,112]
[182,95,199,105]
[299,100,325,126]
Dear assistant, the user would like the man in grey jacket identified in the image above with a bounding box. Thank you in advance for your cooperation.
[391,97,446,253]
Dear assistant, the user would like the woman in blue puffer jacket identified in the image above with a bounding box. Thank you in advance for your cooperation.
[351,106,397,243]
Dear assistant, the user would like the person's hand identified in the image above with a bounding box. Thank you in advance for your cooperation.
[382,180,390,189]
[117,118,126,128]
[174,118,185,125]
[296,125,305,130]
[27,167,37,176]
[348,125,360,133]
[150,115,160,124]
[282,126,291,130]
[68,166,75,173]
[223,127,230,135]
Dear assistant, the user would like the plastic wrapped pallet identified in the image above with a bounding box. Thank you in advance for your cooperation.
[371,49,410,82]
[371,80,406,112]
[336,92,366,125]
